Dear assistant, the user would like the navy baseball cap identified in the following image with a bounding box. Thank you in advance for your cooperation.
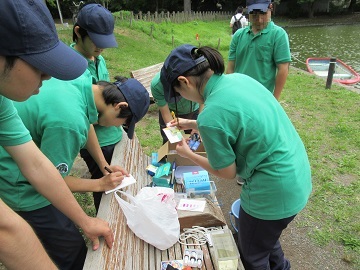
[160,44,206,103]
[247,0,271,12]
[77,4,118,48]
[114,79,150,139]
[0,0,87,80]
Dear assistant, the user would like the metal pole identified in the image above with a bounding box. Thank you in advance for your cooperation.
[325,57,336,89]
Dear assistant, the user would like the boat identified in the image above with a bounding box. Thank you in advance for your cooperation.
[306,57,360,85]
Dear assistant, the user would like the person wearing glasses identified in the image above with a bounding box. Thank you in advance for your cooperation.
[226,0,291,100]
[0,73,149,269]
[70,3,124,213]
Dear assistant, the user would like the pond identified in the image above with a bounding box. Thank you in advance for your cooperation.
[285,24,360,75]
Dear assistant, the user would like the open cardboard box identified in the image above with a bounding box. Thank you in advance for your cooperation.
[157,135,207,166]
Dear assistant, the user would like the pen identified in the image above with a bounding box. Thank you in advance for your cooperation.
[171,110,180,127]
[171,161,176,186]
[104,166,113,173]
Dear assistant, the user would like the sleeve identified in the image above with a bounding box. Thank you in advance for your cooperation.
[0,97,31,147]
[228,33,239,61]
[151,76,168,107]
[39,126,87,177]
[274,28,292,64]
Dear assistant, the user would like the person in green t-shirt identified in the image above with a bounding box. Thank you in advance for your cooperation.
[227,0,291,100]
[161,44,311,270]
[0,0,118,269]
[0,74,149,269]
[70,3,124,212]
[151,72,202,144]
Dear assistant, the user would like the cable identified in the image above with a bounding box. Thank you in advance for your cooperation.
[178,226,220,246]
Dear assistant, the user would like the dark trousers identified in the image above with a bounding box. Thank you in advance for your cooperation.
[17,205,87,270]
[159,109,199,144]
[80,143,116,213]
[238,206,296,270]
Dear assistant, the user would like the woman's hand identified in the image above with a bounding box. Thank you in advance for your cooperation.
[175,137,194,158]
[168,118,198,131]
[100,171,124,191]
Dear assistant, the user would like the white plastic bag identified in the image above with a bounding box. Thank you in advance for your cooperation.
[114,187,180,250]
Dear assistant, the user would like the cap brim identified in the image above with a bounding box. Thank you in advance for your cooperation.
[248,3,269,12]
[88,32,118,48]
[20,41,87,81]
[125,117,136,139]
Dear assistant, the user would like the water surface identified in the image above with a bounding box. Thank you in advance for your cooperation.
[286,24,360,74]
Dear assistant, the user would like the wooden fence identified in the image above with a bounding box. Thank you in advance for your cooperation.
[114,10,231,24]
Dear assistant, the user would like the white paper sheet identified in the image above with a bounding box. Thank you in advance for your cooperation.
[177,199,206,212]
[105,174,136,194]
[162,127,183,143]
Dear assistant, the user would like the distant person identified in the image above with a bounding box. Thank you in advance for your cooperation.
[227,0,291,100]
[0,0,114,269]
[151,71,202,144]
[71,3,123,213]
[161,44,311,270]
[0,74,149,269]
[230,6,248,35]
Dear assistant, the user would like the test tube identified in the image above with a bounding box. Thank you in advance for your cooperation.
[184,250,190,264]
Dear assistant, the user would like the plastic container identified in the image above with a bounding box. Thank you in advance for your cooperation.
[186,181,217,201]
[211,229,240,270]
[229,199,241,233]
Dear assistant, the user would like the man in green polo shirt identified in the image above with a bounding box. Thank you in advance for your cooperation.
[227,0,291,100]
[0,0,118,268]
[70,3,124,212]
[0,72,149,269]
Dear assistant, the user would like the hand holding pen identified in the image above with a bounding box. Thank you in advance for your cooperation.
[168,117,198,131]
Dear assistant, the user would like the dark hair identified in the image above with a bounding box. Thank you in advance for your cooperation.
[235,6,243,14]
[96,76,132,120]
[171,46,224,91]
[1,56,18,76]
[72,23,88,43]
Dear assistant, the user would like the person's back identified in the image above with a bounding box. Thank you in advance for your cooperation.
[230,6,248,35]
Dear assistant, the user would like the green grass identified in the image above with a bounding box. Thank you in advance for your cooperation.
[61,19,360,267]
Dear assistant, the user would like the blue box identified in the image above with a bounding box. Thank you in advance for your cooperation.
[183,170,210,192]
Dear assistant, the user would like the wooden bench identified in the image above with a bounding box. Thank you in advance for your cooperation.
[130,62,163,103]
[83,133,244,270]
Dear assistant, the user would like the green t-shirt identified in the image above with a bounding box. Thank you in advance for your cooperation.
[228,21,291,93]
[70,43,122,146]
[198,73,311,220]
[151,72,199,114]
[0,96,31,146]
[0,72,98,211]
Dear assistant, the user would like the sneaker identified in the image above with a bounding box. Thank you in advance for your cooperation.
[237,177,244,185]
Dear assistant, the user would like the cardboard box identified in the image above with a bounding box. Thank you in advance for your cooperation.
[157,135,207,166]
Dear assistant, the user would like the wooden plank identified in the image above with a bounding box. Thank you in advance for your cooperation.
[83,131,245,270]
[130,62,163,102]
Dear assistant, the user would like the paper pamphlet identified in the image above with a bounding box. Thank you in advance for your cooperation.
[177,199,206,212]
[105,174,136,194]
[162,126,183,143]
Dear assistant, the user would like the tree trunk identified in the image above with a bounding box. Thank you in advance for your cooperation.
[348,0,356,13]
[307,2,315,18]
[184,0,191,12]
